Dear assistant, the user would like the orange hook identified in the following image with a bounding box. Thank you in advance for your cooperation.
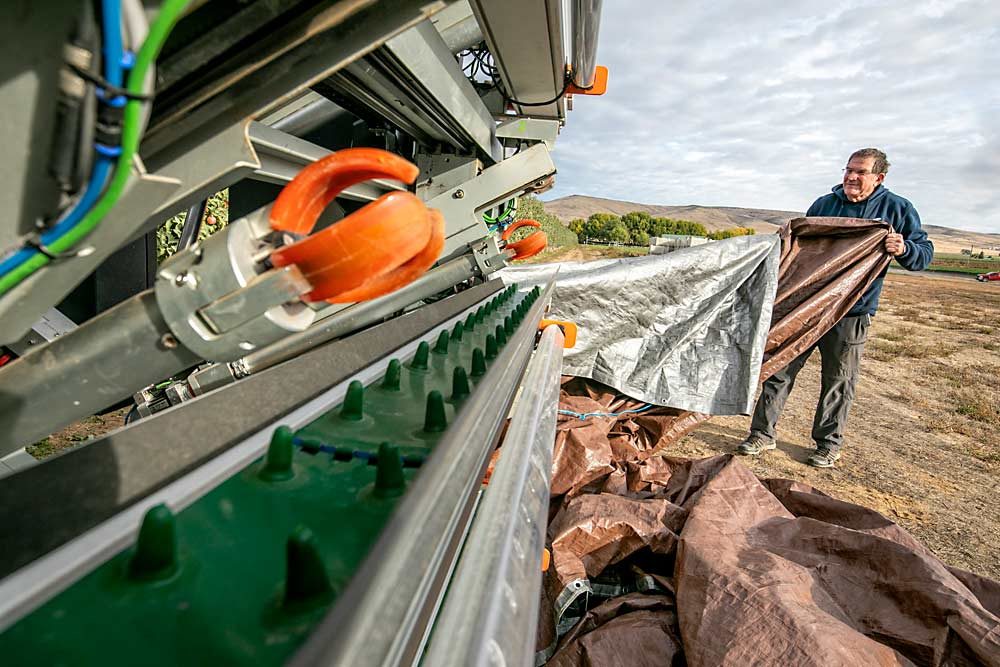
[268,148,443,303]
[501,219,548,260]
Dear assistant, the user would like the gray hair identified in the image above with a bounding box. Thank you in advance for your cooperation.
[849,148,890,174]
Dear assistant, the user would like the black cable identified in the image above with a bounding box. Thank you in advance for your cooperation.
[68,63,154,101]
[177,199,207,251]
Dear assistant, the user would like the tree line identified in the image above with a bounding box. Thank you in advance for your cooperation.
[566,211,755,246]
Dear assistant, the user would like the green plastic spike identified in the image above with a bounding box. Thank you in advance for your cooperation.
[381,359,401,391]
[485,334,498,359]
[451,366,471,400]
[464,312,476,331]
[434,330,450,354]
[259,426,295,482]
[411,341,430,370]
[504,316,514,336]
[283,526,333,606]
[423,390,447,433]
[339,380,364,421]
[451,321,464,342]
[374,443,406,498]
[495,324,507,347]
[127,504,178,581]
[471,348,487,377]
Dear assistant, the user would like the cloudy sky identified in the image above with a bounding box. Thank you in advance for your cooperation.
[545,0,1000,234]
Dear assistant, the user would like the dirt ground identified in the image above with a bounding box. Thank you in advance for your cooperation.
[674,272,1000,580]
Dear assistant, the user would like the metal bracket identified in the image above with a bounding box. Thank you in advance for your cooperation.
[495,117,562,149]
[154,208,317,362]
[424,142,557,265]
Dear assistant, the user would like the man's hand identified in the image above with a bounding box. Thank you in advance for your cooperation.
[885,232,907,257]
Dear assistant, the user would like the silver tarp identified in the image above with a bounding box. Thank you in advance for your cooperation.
[500,235,780,415]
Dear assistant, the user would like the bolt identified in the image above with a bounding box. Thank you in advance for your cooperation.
[453,189,465,199]
[159,333,179,350]
[173,272,187,286]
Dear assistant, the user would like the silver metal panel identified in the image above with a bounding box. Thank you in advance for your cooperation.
[5,308,77,357]
[0,0,78,255]
[0,162,181,344]
[247,121,402,201]
[471,0,567,119]
[423,321,564,667]
[496,117,562,149]
[382,20,500,161]
[141,0,446,166]
[430,0,483,53]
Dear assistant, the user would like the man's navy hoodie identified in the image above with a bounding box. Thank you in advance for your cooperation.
[806,184,934,316]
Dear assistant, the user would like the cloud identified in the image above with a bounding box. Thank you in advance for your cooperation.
[547,0,1000,233]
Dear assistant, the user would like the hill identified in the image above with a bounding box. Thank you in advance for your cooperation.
[542,195,1000,253]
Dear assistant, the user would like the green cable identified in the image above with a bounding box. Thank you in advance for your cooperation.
[0,0,192,297]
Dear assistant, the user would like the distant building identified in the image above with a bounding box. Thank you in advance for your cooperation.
[649,234,710,255]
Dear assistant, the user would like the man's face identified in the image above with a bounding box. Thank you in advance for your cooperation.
[842,156,885,202]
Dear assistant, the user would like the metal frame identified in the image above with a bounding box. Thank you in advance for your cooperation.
[289,279,555,667]
[422,322,564,666]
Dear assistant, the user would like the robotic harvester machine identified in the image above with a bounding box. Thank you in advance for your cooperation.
[0,1,607,664]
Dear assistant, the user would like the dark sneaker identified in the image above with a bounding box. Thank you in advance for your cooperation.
[806,447,841,468]
[736,433,776,456]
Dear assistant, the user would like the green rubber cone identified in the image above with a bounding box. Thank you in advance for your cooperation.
[339,380,364,421]
[128,504,178,581]
[381,359,401,391]
[283,526,332,605]
[423,390,447,432]
[374,442,406,498]
[259,426,295,481]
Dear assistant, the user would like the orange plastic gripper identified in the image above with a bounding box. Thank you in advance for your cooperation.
[268,148,443,303]
[501,219,548,261]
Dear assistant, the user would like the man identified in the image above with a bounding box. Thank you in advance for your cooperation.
[737,148,933,467]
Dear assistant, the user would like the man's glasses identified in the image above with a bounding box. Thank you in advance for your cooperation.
[843,168,876,177]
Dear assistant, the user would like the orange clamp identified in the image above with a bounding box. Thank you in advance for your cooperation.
[268,148,443,303]
[539,319,577,348]
[501,219,548,261]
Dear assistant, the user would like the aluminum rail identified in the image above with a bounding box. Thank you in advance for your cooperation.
[188,255,482,394]
[422,322,564,667]
[571,0,603,89]
[0,291,201,457]
[235,255,479,377]
[291,280,555,667]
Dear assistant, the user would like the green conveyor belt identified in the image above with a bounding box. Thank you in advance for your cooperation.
[1,285,540,665]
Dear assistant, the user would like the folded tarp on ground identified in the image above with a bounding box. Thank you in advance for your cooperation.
[533,218,1000,665]
[542,454,1000,666]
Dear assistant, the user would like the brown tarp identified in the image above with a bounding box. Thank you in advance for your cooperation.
[550,217,894,501]
[538,219,1000,665]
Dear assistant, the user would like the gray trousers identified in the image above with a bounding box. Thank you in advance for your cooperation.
[750,314,870,452]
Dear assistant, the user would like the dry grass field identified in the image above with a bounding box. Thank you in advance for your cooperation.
[675,272,1000,579]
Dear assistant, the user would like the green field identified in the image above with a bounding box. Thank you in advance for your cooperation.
[926,252,1000,275]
